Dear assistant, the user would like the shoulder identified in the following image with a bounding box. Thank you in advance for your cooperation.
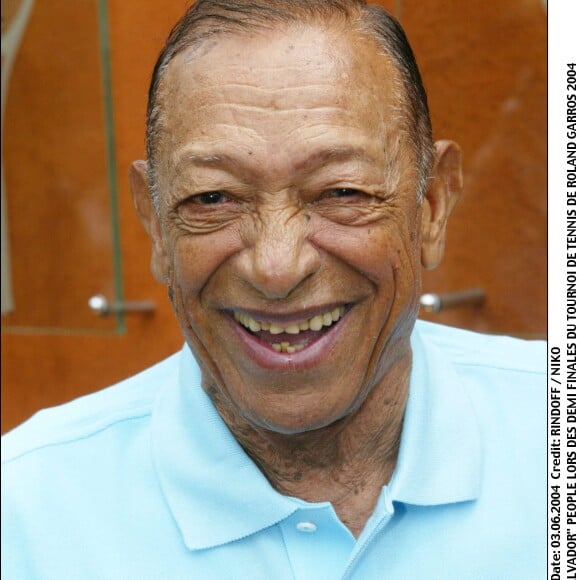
[414,321,546,470]
[1,351,182,466]
[414,320,546,428]
[414,322,546,497]
[415,320,546,377]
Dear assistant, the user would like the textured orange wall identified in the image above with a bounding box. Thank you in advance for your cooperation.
[404,0,547,335]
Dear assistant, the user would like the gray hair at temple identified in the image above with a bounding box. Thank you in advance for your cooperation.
[145,0,434,211]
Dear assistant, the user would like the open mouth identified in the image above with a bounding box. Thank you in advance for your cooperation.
[233,306,347,353]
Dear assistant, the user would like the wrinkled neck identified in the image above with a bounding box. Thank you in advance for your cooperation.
[207,344,412,536]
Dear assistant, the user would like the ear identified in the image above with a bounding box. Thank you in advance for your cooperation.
[129,160,170,283]
[420,140,463,270]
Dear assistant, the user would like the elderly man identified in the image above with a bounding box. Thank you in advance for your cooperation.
[2,1,545,578]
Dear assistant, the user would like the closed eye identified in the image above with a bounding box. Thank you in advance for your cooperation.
[326,188,364,198]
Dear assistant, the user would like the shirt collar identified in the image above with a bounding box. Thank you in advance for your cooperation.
[152,322,481,550]
[388,321,482,505]
[152,345,297,550]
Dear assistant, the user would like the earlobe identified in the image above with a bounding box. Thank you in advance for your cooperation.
[420,140,463,270]
[129,160,170,283]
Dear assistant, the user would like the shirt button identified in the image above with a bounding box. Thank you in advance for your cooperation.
[296,521,317,533]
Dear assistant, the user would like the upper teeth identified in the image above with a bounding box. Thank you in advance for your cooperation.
[234,306,345,335]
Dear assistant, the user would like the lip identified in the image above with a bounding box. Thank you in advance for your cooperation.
[226,305,352,371]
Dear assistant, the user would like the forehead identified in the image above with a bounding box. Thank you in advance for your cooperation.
[156,24,405,174]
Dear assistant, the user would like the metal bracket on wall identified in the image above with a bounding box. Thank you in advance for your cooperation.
[88,295,155,317]
[419,288,486,313]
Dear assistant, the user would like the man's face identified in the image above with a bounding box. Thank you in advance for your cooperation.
[136,24,452,434]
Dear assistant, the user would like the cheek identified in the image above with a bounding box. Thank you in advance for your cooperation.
[170,229,242,296]
[311,219,415,286]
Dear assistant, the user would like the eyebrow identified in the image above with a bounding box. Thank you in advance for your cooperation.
[292,146,375,172]
[175,145,376,177]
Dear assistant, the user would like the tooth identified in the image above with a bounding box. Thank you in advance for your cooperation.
[285,324,300,334]
[269,323,284,335]
[236,306,346,335]
[280,342,290,350]
[286,345,296,353]
[309,315,324,331]
[294,343,305,352]
[272,343,282,352]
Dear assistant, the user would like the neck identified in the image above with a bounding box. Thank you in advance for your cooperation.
[206,347,411,538]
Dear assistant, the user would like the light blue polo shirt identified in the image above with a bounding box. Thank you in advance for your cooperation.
[2,321,546,579]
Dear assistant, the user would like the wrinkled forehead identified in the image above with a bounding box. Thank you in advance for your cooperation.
[157,23,404,138]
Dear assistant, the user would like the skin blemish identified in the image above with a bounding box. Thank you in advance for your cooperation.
[304,213,311,221]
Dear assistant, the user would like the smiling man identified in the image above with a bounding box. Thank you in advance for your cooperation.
[2,1,546,578]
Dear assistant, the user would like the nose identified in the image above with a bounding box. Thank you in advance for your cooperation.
[235,209,321,300]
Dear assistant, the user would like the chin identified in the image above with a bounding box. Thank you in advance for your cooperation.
[243,398,356,437]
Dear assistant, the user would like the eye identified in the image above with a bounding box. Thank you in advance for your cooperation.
[326,188,364,198]
[189,191,229,205]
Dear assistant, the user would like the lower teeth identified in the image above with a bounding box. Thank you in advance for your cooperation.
[272,341,307,353]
